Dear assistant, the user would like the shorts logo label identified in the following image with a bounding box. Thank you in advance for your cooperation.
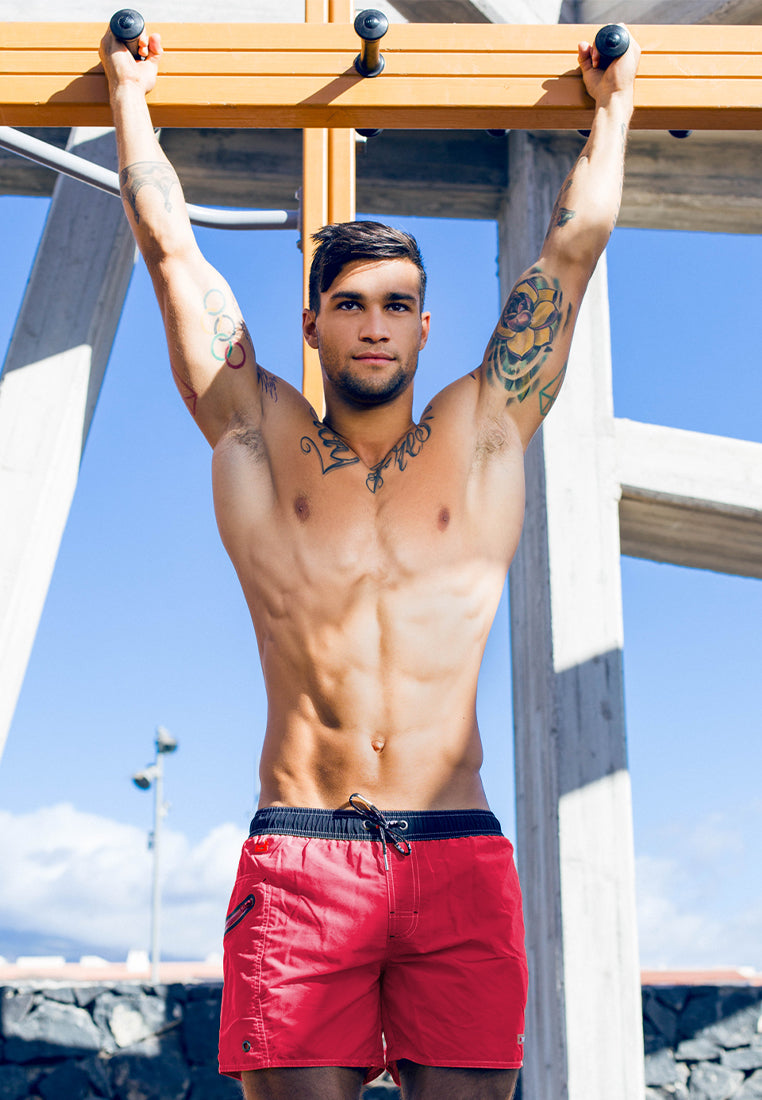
[254,840,270,853]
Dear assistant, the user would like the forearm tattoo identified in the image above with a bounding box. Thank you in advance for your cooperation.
[545,171,577,240]
[485,272,564,410]
[301,405,434,493]
[119,162,178,225]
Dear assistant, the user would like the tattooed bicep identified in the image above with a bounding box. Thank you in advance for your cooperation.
[484,271,566,409]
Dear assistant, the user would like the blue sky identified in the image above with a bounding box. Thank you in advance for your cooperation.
[0,190,760,968]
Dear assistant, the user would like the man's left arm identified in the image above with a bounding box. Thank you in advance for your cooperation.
[477,32,640,449]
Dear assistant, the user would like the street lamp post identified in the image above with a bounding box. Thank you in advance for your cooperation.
[132,725,178,984]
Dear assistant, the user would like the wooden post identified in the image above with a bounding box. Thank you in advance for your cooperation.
[300,0,356,413]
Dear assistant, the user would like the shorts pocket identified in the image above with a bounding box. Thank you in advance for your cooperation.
[222,874,269,940]
[224,893,258,936]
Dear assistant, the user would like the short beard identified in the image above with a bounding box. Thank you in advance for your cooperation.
[321,356,416,408]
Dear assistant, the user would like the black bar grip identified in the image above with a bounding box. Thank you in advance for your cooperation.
[354,9,388,78]
[110,9,145,58]
[578,24,631,135]
[594,23,630,69]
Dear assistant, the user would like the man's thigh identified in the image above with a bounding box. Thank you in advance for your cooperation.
[397,1061,519,1100]
[241,1066,366,1100]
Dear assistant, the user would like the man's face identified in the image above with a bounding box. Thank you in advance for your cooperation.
[303,258,430,407]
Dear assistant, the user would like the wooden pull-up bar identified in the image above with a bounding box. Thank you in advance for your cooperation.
[1,22,761,131]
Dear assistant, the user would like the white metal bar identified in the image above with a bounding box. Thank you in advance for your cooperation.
[0,126,298,230]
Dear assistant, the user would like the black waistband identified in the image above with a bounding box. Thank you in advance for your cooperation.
[248,804,503,841]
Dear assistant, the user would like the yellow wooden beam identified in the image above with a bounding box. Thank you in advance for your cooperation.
[1,23,761,130]
[300,0,355,413]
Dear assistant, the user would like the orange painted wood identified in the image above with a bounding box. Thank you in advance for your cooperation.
[1,23,761,129]
[299,0,354,411]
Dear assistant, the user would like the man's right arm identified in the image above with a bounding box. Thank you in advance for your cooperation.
[100,29,265,447]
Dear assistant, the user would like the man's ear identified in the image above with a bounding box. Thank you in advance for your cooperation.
[302,308,319,349]
[419,311,431,350]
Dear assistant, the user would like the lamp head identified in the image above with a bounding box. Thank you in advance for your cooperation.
[132,767,156,790]
[156,725,178,754]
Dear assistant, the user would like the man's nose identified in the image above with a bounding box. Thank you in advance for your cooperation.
[359,307,389,342]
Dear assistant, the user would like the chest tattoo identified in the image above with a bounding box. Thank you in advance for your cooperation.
[300,423,360,476]
[300,405,434,493]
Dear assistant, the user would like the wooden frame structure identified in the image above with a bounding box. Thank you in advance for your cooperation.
[2,23,762,131]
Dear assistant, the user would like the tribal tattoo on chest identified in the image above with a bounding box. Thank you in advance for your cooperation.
[301,405,434,493]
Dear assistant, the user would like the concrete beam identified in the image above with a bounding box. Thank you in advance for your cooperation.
[3,128,761,235]
[620,130,762,235]
[568,0,762,25]
[0,128,136,760]
[503,131,643,1100]
[615,418,762,578]
[391,0,563,21]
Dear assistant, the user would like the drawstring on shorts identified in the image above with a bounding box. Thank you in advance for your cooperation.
[348,793,412,870]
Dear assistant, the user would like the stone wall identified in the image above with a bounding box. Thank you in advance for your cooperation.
[643,985,762,1100]
[1,981,760,1099]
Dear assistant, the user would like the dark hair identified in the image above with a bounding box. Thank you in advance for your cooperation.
[308,221,427,313]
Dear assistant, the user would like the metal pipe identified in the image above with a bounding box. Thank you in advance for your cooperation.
[0,127,298,231]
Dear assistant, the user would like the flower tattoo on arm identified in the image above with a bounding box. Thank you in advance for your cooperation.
[485,273,563,406]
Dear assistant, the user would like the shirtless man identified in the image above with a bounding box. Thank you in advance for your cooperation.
[100,22,639,1100]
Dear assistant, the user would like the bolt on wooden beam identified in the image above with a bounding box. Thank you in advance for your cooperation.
[1,23,761,130]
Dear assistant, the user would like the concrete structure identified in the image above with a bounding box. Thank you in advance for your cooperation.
[0,128,136,760]
[1,2,761,1098]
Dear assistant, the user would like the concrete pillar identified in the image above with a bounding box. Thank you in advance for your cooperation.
[0,128,136,760]
[500,131,644,1100]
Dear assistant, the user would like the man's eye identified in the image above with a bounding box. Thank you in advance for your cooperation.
[338,300,359,310]
[388,302,409,312]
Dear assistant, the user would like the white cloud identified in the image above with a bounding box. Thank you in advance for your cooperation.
[0,804,246,959]
[636,807,762,971]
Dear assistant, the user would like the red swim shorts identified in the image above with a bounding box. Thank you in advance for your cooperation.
[219,799,527,1086]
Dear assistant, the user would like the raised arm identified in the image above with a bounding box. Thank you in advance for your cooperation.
[99,28,266,447]
[477,31,640,449]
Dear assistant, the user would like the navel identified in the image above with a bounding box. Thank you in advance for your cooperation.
[294,494,311,523]
[371,739,385,754]
[437,506,451,531]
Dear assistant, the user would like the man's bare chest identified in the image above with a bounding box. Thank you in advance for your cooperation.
[283,443,464,581]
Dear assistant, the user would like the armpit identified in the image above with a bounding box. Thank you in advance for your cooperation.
[475,415,516,463]
[228,413,266,461]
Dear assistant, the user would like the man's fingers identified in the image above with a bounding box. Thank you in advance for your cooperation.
[147,32,163,59]
[578,41,594,70]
